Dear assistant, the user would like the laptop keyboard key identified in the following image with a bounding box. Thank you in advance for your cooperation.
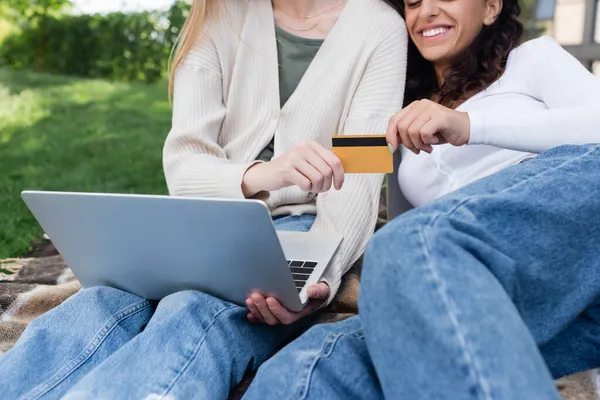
[289,261,304,267]
[291,267,310,274]
[292,273,309,281]
[303,261,317,269]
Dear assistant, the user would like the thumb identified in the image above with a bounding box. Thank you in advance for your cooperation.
[307,283,330,300]
[386,113,401,153]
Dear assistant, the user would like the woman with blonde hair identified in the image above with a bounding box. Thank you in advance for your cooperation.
[0,0,407,398]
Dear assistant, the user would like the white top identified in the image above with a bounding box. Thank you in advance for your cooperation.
[163,0,407,304]
[399,36,600,207]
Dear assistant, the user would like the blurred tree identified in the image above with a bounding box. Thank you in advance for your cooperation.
[0,0,192,83]
[166,0,190,49]
[0,4,17,43]
[6,0,71,19]
[4,0,72,70]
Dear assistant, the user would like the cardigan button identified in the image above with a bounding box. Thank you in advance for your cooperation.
[271,110,279,120]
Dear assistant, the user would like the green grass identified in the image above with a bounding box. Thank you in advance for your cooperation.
[0,68,171,259]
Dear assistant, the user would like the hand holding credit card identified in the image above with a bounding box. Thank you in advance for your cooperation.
[331,135,393,174]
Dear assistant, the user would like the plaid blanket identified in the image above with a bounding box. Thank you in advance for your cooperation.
[0,187,598,399]
[0,256,79,354]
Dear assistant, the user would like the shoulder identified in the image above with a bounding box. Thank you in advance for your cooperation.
[496,35,595,100]
[505,35,588,78]
[181,1,248,69]
[216,1,249,19]
[355,0,407,37]
[206,1,248,37]
[507,35,567,64]
[500,36,572,83]
[364,0,406,23]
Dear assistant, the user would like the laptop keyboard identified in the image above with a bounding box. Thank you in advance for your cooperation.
[287,260,318,292]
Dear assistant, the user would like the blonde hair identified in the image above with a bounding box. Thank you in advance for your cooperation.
[168,0,216,100]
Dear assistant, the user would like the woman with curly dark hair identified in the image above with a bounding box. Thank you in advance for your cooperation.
[243,0,600,398]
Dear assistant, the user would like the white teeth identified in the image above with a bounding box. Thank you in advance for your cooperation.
[422,27,449,37]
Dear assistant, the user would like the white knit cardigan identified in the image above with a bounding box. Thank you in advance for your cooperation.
[163,0,407,304]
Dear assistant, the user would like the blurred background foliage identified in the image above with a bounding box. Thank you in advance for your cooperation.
[0,0,190,83]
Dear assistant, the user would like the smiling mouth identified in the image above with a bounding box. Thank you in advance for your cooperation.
[420,27,452,38]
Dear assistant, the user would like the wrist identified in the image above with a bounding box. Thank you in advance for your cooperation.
[242,162,268,198]
[462,112,471,145]
[465,111,484,145]
[451,111,471,146]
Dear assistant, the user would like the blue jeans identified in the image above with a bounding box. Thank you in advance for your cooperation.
[0,214,315,400]
[245,144,600,400]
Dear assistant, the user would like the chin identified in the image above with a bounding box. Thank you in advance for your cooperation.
[413,37,457,65]
[419,50,450,64]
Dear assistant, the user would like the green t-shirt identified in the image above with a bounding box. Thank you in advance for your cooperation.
[255,26,324,162]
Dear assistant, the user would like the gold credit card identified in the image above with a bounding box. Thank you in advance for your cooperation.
[331,135,393,174]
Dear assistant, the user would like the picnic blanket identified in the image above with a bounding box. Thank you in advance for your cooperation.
[0,186,598,399]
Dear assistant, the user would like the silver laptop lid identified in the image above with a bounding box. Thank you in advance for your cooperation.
[21,191,302,310]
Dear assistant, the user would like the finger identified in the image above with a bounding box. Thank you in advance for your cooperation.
[251,293,279,325]
[386,113,401,152]
[306,283,330,300]
[302,145,334,193]
[247,313,260,324]
[306,142,343,190]
[397,104,424,154]
[422,134,440,145]
[399,126,418,154]
[420,143,434,153]
[294,161,325,193]
[268,283,331,326]
[386,102,417,152]
[307,142,344,190]
[246,299,265,324]
[296,298,326,319]
[435,134,448,145]
[407,125,426,152]
[407,114,432,153]
[419,119,443,150]
[246,298,265,324]
[419,118,441,138]
[288,170,313,192]
[266,297,296,325]
[419,126,446,146]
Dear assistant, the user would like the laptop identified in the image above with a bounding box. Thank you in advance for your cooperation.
[21,191,343,312]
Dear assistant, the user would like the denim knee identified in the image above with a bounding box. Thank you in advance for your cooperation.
[27,286,147,328]
[149,290,240,329]
[361,218,420,286]
[247,317,364,399]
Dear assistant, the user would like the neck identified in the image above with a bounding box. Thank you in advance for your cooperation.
[272,0,340,17]
[433,63,449,88]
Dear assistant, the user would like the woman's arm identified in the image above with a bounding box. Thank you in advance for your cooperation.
[468,36,600,154]
[313,17,408,305]
[163,39,263,199]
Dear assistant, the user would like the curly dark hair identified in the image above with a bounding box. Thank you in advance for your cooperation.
[384,0,524,107]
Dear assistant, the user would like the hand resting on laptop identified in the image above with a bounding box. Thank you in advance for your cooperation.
[246,282,330,325]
